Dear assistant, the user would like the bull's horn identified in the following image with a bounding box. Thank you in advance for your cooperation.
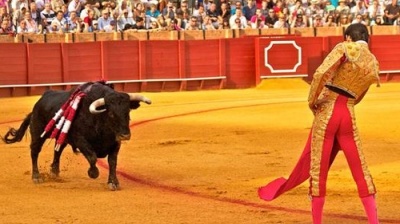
[89,98,106,114]
[128,93,152,104]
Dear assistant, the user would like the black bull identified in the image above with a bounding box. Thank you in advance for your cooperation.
[2,82,151,190]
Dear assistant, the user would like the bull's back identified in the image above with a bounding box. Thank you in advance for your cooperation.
[29,90,71,138]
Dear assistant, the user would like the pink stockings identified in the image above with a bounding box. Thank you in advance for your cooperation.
[311,195,379,224]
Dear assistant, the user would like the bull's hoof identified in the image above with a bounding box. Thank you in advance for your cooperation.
[88,167,99,179]
[108,183,120,191]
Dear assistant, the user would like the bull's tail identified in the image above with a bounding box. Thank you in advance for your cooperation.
[2,113,32,144]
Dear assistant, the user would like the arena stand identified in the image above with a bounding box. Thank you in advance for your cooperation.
[0,26,399,97]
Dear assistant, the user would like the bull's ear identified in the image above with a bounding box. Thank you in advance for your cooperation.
[130,101,141,110]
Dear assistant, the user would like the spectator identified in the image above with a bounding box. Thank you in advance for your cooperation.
[162,2,176,20]
[0,19,14,35]
[202,15,216,29]
[313,14,324,26]
[148,20,162,30]
[146,3,160,18]
[231,17,246,28]
[68,0,83,16]
[193,4,207,24]
[338,13,351,26]
[66,10,81,32]
[231,1,242,15]
[103,19,116,32]
[51,0,65,12]
[50,10,67,33]
[11,0,29,12]
[243,0,257,21]
[12,3,28,25]
[250,8,266,28]
[273,13,289,27]
[351,13,367,24]
[118,9,135,29]
[29,2,43,26]
[383,0,400,24]
[35,0,45,11]
[370,15,384,24]
[220,19,230,29]
[265,8,278,28]
[0,1,9,15]
[219,2,231,22]
[207,3,220,28]
[368,0,384,20]
[291,13,305,27]
[350,0,368,19]
[167,18,181,30]
[24,11,41,33]
[186,16,200,30]
[324,0,336,14]
[336,0,350,15]
[17,19,29,33]
[324,13,337,26]
[229,7,247,27]
[82,9,95,32]
[40,3,56,33]
[97,9,112,31]
[127,16,146,30]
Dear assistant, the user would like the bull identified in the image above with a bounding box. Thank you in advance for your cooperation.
[2,81,151,190]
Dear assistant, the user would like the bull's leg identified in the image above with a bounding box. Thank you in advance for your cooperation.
[30,137,46,183]
[107,144,121,191]
[50,143,67,178]
[81,150,99,179]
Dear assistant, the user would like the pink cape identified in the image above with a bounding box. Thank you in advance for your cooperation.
[258,132,340,201]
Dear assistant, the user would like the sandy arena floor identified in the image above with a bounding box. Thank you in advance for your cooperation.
[0,79,399,224]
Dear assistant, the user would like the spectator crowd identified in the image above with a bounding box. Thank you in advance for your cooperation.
[1,0,399,35]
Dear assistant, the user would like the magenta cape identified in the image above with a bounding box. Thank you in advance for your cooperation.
[258,132,339,201]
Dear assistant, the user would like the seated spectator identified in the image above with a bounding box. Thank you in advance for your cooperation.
[40,3,56,33]
[66,11,81,33]
[229,8,247,28]
[68,0,83,16]
[243,0,256,21]
[202,15,216,30]
[338,13,351,26]
[220,19,230,29]
[17,19,29,33]
[324,14,337,26]
[24,11,41,33]
[231,17,246,28]
[162,2,176,21]
[250,8,266,28]
[166,18,181,30]
[291,13,307,27]
[336,0,350,15]
[103,20,116,32]
[0,19,14,35]
[313,14,324,27]
[383,0,400,25]
[351,13,367,24]
[185,16,200,30]
[231,1,242,15]
[265,9,278,28]
[51,0,65,13]
[124,16,145,30]
[29,2,42,26]
[118,9,135,30]
[148,20,162,31]
[273,13,289,28]
[49,10,67,33]
[83,9,95,32]
[368,0,384,21]
[193,4,207,23]
[370,15,384,25]
[146,4,160,19]
[219,2,231,22]
[207,2,220,28]
[97,9,113,31]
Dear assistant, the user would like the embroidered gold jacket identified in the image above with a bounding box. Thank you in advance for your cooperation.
[308,41,380,108]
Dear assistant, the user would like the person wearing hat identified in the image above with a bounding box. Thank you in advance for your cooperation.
[259,23,380,224]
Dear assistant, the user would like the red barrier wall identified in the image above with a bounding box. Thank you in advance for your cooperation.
[0,35,399,97]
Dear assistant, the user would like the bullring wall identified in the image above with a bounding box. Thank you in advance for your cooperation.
[0,26,399,97]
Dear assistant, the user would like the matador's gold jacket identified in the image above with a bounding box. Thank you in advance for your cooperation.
[308,41,380,108]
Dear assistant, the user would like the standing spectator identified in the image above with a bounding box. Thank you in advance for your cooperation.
[97,9,112,31]
[40,3,56,33]
[383,0,400,24]
[243,0,257,21]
